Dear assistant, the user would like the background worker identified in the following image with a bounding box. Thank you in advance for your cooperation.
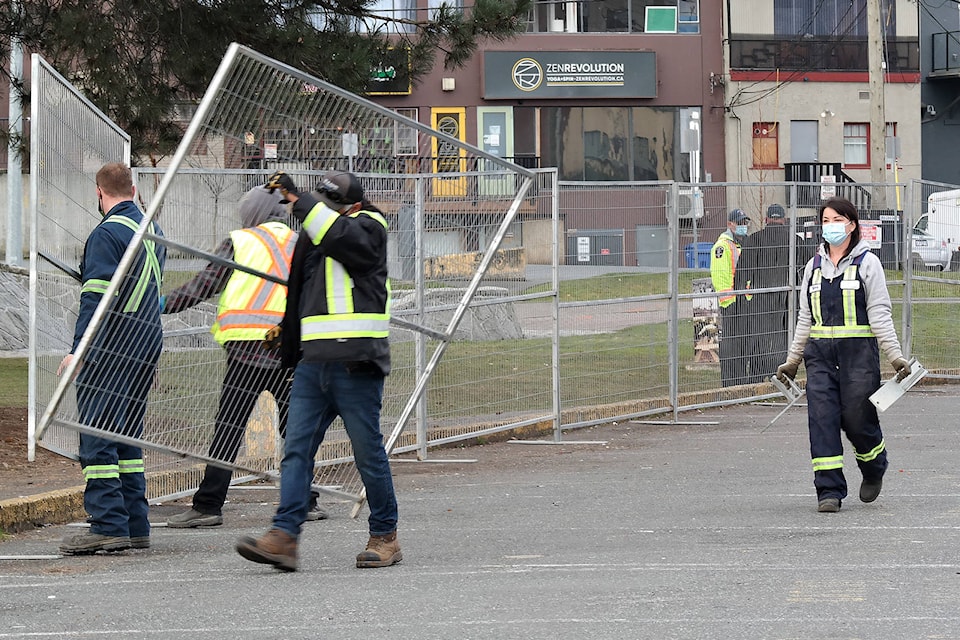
[734,203,791,383]
[236,171,401,572]
[58,163,165,555]
[711,208,751,386]
[163,186,328,527]
[776,197,910,513]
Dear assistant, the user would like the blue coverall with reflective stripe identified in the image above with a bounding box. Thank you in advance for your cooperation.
[73,200,165,539]
[804,254,886,502]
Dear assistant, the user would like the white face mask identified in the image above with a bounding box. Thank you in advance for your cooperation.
[822,221,850,246]
[734,225,749,237]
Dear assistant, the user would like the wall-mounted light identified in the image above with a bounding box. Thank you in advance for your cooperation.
[442,77,456,92]
[819,108,835,120]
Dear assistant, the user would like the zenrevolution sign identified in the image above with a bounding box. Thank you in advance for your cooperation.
[483,51,657,99]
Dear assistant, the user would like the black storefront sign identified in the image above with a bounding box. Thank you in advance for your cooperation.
[483,51,657,99]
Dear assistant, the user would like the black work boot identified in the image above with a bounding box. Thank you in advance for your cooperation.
[859,477,883,503]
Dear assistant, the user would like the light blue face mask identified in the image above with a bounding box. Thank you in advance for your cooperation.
[822,221,850,246]
[735,225,749,237]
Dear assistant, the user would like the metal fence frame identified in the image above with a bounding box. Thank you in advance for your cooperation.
[28,50,960,514]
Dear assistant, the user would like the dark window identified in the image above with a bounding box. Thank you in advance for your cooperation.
[773,0,894,37]
[540,106,679,181]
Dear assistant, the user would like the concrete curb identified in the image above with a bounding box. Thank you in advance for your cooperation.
[0,486,86,533]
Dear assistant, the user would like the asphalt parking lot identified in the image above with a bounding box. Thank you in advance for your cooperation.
[2,383,959,639]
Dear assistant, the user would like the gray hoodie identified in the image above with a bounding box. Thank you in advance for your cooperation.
[786,239,904,365]
[239,185,289,229]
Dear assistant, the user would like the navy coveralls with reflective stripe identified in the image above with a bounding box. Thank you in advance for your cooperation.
[804,254,886,502]
[74,201,165,539]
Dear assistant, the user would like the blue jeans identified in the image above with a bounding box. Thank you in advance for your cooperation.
[273,361,398,538]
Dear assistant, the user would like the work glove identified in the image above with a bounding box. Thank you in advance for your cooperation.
[263,324,282,351]
[891,357,911,382]
[776,360,799,383]
[265,171,298,198]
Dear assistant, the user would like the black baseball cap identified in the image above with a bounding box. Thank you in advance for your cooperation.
[316,172,364,210]
[766,204,786,219]
[728,209,750,223]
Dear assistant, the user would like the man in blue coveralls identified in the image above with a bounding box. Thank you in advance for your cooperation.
[58,162,165,555]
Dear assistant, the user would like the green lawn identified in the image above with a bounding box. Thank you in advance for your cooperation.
[10,271,958,414]
[0,358,27,408]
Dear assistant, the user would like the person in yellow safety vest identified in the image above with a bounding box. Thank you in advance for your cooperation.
[236,170,401,572]
[161,186,325,527]
[711,208,752,387]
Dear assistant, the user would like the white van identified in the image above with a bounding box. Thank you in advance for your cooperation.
[913,189,960,270]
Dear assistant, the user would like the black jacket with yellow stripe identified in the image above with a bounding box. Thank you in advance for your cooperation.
[280,193,391,375]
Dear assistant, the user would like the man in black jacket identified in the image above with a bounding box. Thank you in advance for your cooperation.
[236,171,400,572]
[734,203,792,384]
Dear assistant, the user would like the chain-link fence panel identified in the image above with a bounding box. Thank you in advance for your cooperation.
[902,179,960,379]
[553,181,675,427]
[34,44,542,510]
[27,55,131,464]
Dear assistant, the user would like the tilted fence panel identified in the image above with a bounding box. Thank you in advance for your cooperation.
[28,54,131,463]
[34,44,541,509]
[903,179,960,379]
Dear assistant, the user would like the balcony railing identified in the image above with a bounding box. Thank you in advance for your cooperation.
[730,37,919,73]
[930,31,960,76]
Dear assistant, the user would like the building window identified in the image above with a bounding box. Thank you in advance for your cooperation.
[752,122,779,169]
[842,123,898,168]
[428,0,463,19]
[678,0,700,32]
[395,108,419,156]
[358,0,416,33]
[843,123,869,167]
[540,106,682,181]
[774,0,894,37]
[527,0,698,34]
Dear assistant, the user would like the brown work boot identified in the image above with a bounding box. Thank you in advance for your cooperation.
[235,528,298,572]
[59,532,131,555]
[356,531,402,568]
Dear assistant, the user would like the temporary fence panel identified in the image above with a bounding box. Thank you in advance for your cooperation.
[554,181,676,429]
[902,179,960,379]
[407,168,560,449]
[27,54,131,463]
[34,43,543,509]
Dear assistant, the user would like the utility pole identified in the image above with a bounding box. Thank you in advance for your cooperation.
[6,0,24,267]
[867,0,888,208]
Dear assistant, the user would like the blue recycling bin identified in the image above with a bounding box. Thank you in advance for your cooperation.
[684,242,713,269]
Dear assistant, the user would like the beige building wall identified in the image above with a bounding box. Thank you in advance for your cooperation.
[723,0,921,193]
[723,81,921,184]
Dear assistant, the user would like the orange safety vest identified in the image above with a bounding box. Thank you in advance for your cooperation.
[213,221,297,345]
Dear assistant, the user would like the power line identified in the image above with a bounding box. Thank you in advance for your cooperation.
[728,0,867,109]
